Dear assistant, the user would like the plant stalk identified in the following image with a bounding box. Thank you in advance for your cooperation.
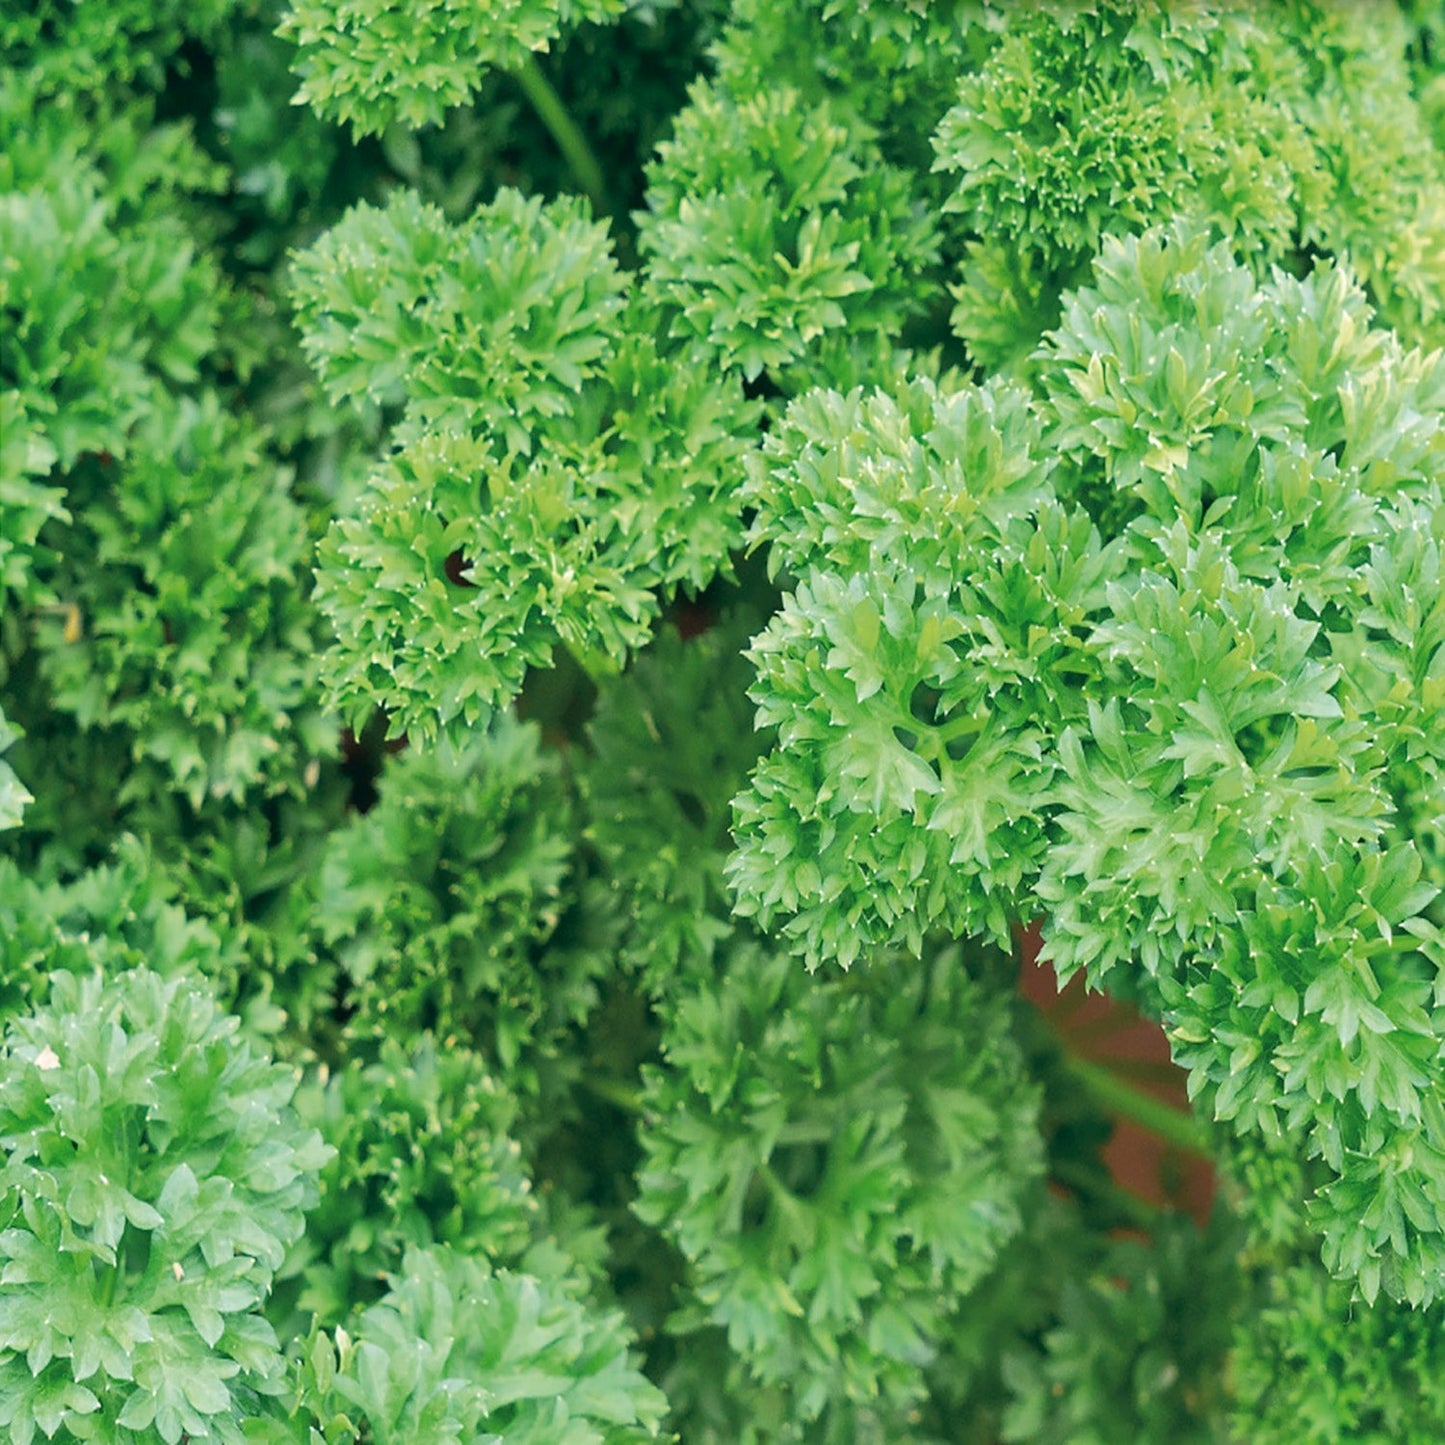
[583,1075,644,1114]
[513,53,610,219]
[1051,1158,1162,1229]
[1061,1052,1209,1158]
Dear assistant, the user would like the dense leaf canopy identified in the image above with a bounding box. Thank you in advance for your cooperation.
[4,1,1445,1441]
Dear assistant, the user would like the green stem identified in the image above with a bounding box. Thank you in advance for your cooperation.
[1052,1158,1162,1229]
[513,53,610,218]
[1061,1053,1209,1158]
[97,1252,121,1308]
[933,712,985,746]
[563,641,623,687]
[1104,1057,1199,1087]
[1054,1008,1147,1049]
[583,1075,644,1114]
[756,1158,804,1218]
[775,1117,838,1148]
[1011,923,1210,1160]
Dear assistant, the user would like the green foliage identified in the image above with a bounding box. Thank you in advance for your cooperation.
[733,220,1445,1310]
[0,967,331,1444]
[1407,0,1445,148]
[1,0,244,98]
[0,57,333,904]
[294,187,756,739]
[10,0,1445,1440]
[637,78,940,389]
[34,395,330,810]
[1228,1258,1445,1444]
[0,391,65,608]
[0,82,225,476]
[932,0,1445,367]
[290,186,627,442]
[1036,229,1445,1304]
[308,716,606,1093]
[0,708,31,830]
[636,940,1042,1424]
[281,0,628,136]
[712,0,1001,159]
[0,837,247,1026]
[997,1211,1239,1445]
[655,1324,938,1445]
[305,1244,666,1442]
[579,612,770,989]
[730,376,1110,967]
[210,14,354,271]
[291,1037,537,1324]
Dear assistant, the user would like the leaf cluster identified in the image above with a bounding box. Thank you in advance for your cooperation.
[637,939,1043,1427]
[0,968,331,1444]
[293,186,756,739]
[288,1036,537,1325]
[305,715,609,1096]
[296,1244,667,1443]
[932,0,1445,367]
[280,0,629,136]
[734,221,1445,1308]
